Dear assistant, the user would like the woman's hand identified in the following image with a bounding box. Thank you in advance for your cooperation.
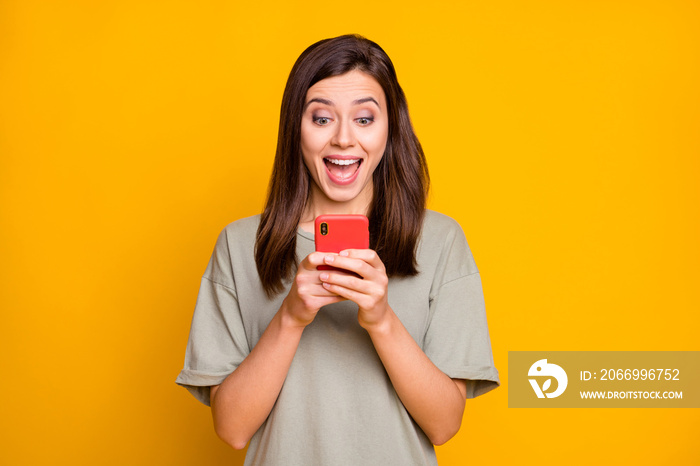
[318,249,466,444]
[317,249,390,330]
[211,251,352,448]
[282,252,347,327]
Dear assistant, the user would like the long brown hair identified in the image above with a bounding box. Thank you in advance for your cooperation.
[255,34,429,297]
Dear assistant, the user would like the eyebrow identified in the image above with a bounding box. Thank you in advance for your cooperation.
[352,97,380,107]
[304,96,380,111]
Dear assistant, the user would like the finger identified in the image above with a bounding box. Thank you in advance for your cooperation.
[296,278,346,299]
[321,282,370,308]
[300,251,337,271]
[323,253,375,279]
[311,283,348,298]
[319,270,372,295]
[339,249,385,271]
[294,283,347,312]
[314,294,348,307]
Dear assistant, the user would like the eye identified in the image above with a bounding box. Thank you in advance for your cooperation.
[313,116,331,126]
[356,117,374,126]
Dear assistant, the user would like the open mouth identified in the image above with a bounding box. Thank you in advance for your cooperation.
[323,157,362,184]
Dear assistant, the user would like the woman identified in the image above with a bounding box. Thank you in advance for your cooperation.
[176,34,499,465]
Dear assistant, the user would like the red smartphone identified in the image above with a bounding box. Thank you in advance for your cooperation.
[315,214,370,272]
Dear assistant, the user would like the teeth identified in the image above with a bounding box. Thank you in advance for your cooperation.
[326,158,359,166]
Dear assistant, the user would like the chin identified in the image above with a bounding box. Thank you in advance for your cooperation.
[325,190,360,203]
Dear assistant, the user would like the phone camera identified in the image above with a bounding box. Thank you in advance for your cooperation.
[320,222,328,235]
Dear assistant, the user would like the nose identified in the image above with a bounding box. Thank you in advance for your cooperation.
[330,118,355,149]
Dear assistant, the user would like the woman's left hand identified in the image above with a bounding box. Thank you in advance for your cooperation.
[318,249,390,330]
[320,249,467,445]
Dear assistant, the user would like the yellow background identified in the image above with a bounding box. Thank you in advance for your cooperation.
[1,1,698,464]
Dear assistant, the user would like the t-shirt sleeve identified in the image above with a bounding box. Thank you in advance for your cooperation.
[423,221,500,399]
[175,229,250,406]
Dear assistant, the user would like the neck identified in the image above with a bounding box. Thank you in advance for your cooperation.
[299,185,373,228]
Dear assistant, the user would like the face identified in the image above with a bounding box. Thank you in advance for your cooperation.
[300,69,388,216]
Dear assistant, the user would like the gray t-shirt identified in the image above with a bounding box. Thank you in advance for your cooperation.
[176,210,499,465]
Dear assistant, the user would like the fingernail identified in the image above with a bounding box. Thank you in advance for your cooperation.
[339,250,349,257]
[319,272,329,280]
[325,255,334,263]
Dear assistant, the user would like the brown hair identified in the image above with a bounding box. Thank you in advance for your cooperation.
[255,34,429,297]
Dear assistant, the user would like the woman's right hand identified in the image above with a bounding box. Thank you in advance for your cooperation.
[281,252,347,327]
[212,251,344,449]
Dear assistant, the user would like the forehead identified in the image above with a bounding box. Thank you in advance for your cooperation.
[305,70,385,105]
